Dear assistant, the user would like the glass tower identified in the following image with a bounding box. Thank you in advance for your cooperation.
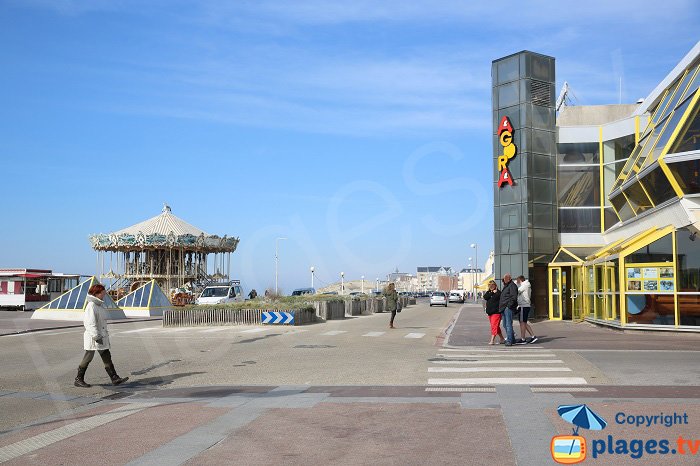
[492,51,558,290]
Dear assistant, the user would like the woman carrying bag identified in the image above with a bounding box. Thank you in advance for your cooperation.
[483,280,505,345]
[74,284,129,388]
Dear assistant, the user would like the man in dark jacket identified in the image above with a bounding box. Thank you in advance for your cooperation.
[499,273,519,346]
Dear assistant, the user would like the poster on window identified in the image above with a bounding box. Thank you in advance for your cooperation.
[627,268,642,279]
[643,268,658,279]
[643,280,658,291]
[660,267,674,278]
[660,280,674,291]
[627,280,642,291]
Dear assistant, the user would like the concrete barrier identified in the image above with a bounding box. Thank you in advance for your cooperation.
[163,308,315,327]
[365,298,386,314]
[345,299,364,317]
[314,300,346,321]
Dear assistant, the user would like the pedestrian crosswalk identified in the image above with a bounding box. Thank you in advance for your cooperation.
[426,345,587,388]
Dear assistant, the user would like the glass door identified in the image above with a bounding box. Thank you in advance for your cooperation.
[604,263,618,320]
[549,267,562,320]
[594,264,605,319]
[570,266,584,321]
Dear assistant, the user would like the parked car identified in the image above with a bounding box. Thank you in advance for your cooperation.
[195,281,244,305]
[449,292,465,303]
[430,291,448,307]
[291,288,315,296]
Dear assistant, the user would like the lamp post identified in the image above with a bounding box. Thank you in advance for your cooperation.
[310,266,315,289]
[376,277,379,293]
[340,272,345,295]
[468,258,473,301]
[275,237,287,295]
[361,275,365,294]
[471,243,478,302]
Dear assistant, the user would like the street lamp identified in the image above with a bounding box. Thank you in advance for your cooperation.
[471,243,478,302]
[310,266,315,289]
[468,258,473,301]
[361,275,365,294]
[275,237,287,295]
[376,277,379,293]
[340,272,345,295]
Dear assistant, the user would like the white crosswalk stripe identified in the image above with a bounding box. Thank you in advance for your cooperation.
[428,377,587,386]
[404,333,425,339]
[363,332,386,337]
[429,367,572,373]
[320,331,347,336]
[427,345,586,388]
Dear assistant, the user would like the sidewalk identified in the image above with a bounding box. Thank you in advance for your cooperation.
[448,305,700,351]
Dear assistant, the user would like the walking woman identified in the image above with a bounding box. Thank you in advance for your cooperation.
[74,284,129,387]
[383,283,399,329]
[483,280,505,345]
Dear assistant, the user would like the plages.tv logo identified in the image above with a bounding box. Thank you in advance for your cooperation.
[551,404,607,464]
[496,116,517,188]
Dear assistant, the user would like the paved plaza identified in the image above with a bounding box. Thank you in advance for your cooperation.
[1,302,700,465]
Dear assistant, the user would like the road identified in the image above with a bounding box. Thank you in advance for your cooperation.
[1,301,700,465]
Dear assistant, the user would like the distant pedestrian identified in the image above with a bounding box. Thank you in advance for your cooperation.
[383,283,399,329]
[248,289,258,300]
[498,273,519,346]
[74,284,129,388]
[483,280,505,345]
[516,276,538,344]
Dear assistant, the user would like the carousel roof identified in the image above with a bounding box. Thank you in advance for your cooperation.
[89,205,239,253]
[114,205,207,237]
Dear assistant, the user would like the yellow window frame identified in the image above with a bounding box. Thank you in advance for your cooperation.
[657,88,700,197]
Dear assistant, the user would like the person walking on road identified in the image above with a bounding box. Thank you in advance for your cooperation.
[498,274,519,346]
[383,283,399,329]
[516,275,538,344]
[74,284,129,388]
[483,280,505,345]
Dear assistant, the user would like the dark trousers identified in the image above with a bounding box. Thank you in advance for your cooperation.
[79,349,113,370]
[390,309,397,325]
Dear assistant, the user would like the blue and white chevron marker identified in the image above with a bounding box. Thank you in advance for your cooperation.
[261,311,294,325]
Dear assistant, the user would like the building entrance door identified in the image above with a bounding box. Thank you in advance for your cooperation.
[570,266,585,321]
[549,267,562,320]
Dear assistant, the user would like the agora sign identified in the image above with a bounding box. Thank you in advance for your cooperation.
[497,116,516,187]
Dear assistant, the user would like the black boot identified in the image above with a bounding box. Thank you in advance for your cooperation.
[74,367,91,388]
[105,365,129,385]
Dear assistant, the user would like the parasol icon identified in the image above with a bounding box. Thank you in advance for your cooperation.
[557,404,607,457]
[557,404,607,435]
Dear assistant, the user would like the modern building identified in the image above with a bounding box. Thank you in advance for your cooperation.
[416,267,456,292]
[492,41,700,329]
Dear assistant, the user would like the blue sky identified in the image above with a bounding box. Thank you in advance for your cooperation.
[1,1,698,293]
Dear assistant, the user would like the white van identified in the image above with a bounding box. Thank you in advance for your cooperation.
[195,281,244,305]
[449,290,465,303]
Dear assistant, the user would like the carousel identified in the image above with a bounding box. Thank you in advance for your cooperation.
[89,205,239,303]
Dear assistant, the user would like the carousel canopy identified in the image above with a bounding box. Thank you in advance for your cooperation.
[89,205,239,253]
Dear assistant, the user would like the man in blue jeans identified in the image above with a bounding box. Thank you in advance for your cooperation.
[498,273,519,346]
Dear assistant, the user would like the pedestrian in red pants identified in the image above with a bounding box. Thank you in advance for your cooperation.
[483,281,505,345]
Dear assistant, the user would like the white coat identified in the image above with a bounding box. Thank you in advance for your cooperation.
[83,295,110,351]
[517,279,532,308]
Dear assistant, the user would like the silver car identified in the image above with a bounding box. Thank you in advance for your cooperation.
[430,291,448,307]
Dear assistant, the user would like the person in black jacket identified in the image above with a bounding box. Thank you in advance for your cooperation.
[483,281,505,345]
[498,273,519,346]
